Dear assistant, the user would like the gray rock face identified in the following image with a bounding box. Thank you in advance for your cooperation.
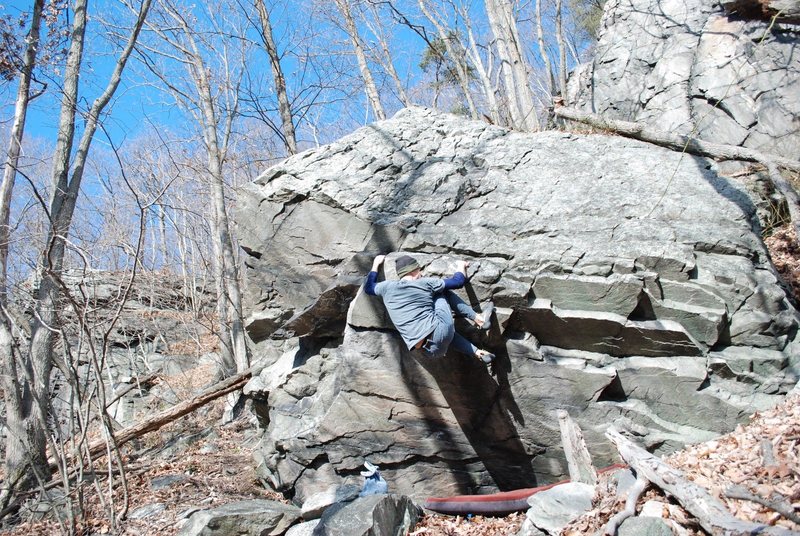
[237,107,798,503]
[523,483,595,535]
[618,516,676,536]
[178,500,301,536]
[312,494,420,536]
[569,0,800,156]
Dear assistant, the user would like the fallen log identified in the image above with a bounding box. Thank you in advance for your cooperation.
[606,428,797,536]
[84,366,254,460]
[553,105,800,240]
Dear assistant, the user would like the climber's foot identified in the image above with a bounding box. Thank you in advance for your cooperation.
[475,350,495,364]
[475,302,494,330]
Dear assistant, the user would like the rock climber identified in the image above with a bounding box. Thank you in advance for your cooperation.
[364,254,496,364]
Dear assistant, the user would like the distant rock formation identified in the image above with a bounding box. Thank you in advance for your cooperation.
[568,0,800,156]
[236,107,799,503]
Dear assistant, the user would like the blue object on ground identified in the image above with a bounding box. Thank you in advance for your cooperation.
[359,461,388,496]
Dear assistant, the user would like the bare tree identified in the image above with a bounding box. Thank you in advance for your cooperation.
[486,0,540,131]
[0,0,45,509]
[457,1,501,124]
[253,0,298,155]
[334,0,386,121]
[138,0,250,378]
[362,1,412,108]
[417,0,478,119]
[0,0,152,509]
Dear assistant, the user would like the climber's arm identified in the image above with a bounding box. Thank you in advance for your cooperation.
[364,255,385,296]
[442,260,469,290]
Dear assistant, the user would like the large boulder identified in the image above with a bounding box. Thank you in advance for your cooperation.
[568,0,800,156]
[237,107,798,503]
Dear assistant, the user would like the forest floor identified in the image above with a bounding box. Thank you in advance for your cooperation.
[1,224,799,536]
[3,381,798,535]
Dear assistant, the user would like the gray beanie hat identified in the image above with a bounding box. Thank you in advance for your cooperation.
[395,255,420,278]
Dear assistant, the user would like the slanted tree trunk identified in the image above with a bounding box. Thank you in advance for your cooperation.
[254,0,297,155]
[362,2,411,108]
[0,0,44,507]
[335,0,386,121]
[9,0,151,504]
[535,0,555,96]
[607,428,797,536]
[461,6,501,124]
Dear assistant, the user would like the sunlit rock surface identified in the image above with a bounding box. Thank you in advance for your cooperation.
[237,106,799,502]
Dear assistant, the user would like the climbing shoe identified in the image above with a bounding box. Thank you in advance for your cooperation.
[479,302,494,330]
[476,350,495,364]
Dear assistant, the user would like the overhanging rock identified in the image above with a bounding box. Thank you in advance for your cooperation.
[237,107,799,503]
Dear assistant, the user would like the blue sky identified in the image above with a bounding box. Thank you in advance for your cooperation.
[1,0,592,157]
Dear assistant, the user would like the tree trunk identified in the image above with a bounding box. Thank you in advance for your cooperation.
[21,0,151,502]
[335,0,386,121]
[254,0,297,155]
[164,3,250,376]
[555,0,569,101]
[20,0,90,501]
[211,210,236,377]
[0,0,45,502]
[486,0,539,131]
[535,0,554,96]
[418,0,478,119]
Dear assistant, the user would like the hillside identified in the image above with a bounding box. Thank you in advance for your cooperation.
[0,219,795,535]
[3,367,797,535]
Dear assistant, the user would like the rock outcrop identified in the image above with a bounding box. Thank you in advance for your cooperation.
[568,0,800,156]
[237,106,799,503]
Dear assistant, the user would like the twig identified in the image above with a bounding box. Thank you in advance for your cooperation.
[761,438,777,467]
[601,474,649,536]
[606,427,797,536]
[724,485,800,525]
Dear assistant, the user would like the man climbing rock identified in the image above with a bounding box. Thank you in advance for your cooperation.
[364,254,496,364]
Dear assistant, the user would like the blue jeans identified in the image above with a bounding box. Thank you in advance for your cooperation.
[420,290,478,359]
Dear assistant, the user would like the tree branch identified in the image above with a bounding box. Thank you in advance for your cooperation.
[606,428,797,536]
[725,485,800,525]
